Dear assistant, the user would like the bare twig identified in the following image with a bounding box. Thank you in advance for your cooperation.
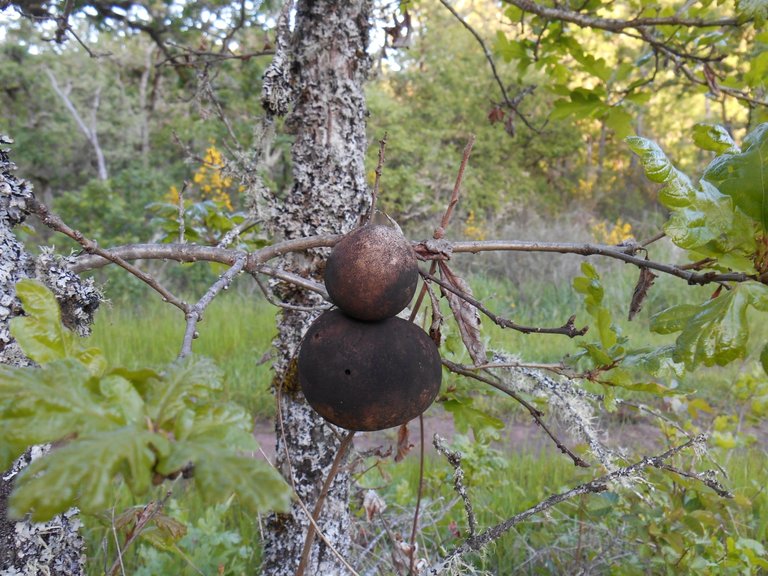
[658,464,732,498]
[366,133,388,225]
[427,240,753,285]
[179,253,246,358]
[434,136,475,240]
[508,0,743,32]
[29,197,188,312]
[177,181,188,244]
[274,386,361,576]
[426,434,719,574]
[437,0,538,131]
[217,216,259,248]
[442,359,590,468]
[69,235,755,290]
[296,430,357,576]
[252,274,331,312]
[433,434,477,537]
[423,271,588,338]
[408,415,426,575]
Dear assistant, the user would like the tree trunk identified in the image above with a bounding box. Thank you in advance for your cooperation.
[1,136,99,576]
[260,1,372,574]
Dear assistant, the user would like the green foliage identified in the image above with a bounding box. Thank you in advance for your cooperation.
[703,123,768,233]
[1,280,290,522]
[651,282,768,368]
[132,497,257,576]
[627,124,768,372]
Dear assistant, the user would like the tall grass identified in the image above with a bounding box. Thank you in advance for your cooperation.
[90,291,278,418]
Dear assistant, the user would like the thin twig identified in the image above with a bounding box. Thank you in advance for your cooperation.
[426,434,718,574]
[443,359,590,468]
[177,181,188,244]
[424,240,753,285]
[217,216,259,248]
[367,133,388,225]
[408,415,426,575]
[434,135,476,240]
[433,434,477,537]
[179,253,246,358]
[657,464,732,498]
[274,387,361,576]
[29,197,188,312]
[296,430,357,576]
[437,0,538,131]
[252,274,331,312]
[424,271,588,338]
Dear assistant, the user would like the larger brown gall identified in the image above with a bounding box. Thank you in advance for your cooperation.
[325,224,419,321]
[298,310,442,431]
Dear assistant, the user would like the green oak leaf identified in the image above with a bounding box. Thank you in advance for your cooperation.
[651,282,768,369]
[157,440,291,513]
[626,136,696,207]
[10,279,67,363]
[703,122,768,232]
[692,123,739,154]
[0,360,139,468]
[10,279,106,374]
[443,396,505,443]
[623,345,685,379]
[145,356,224,429]
[9,428,170,521]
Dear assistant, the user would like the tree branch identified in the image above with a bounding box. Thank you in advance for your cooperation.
[507,0,743,32]
[434,434,478,538]
[437,0,538,132]
[426,434,721,574]
[29,197,187,312]
[423,271,588,338]
[443,359,590,467]
[179,253,246,358]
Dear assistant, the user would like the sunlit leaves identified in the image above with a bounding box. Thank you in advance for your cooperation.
[625,136,696,207]
[736,0,768,25]
[692,123,739,154]
[10,279,105,373]
[157,441,292,514]
[627,128,760,267]
[651,283,768,368]
[2,283,290,522]
[703,123,768,232]
[9,429,170,521]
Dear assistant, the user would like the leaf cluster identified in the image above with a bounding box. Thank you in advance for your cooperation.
[630,123,768,369]
[0,279,290,522]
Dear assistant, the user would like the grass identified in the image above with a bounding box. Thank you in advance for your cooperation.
[90,291,278,418]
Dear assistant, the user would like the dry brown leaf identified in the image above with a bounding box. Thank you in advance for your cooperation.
[440,264,486,365]
[394,423,414,462]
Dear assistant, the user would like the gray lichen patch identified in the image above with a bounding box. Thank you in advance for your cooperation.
[1,136,97,575]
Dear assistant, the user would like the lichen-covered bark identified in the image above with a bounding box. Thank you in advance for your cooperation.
[0,135,99,576]
[260,2,372,574]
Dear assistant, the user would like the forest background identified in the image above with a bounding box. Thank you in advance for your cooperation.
[1,0,768,573]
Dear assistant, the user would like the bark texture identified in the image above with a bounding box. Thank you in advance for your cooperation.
[0,136,99,576]
[260,1,372,574]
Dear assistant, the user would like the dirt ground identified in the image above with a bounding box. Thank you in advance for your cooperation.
[251,408,753,464]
